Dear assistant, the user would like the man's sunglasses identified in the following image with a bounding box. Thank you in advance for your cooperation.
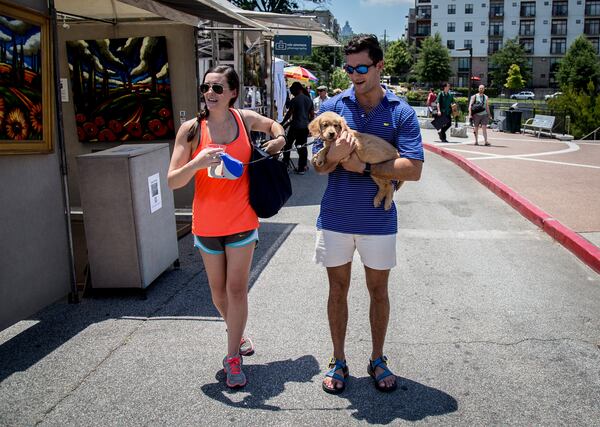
[200,83,225,94]
[344,63,375,75]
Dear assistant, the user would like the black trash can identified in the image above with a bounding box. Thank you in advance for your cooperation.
[504,110,522,133]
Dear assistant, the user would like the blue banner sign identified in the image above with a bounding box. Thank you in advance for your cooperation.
[274,35,312,56]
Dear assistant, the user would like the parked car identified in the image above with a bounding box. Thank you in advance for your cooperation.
[510,91,535,100]
[544,91,563,100]
[448,90,461,97]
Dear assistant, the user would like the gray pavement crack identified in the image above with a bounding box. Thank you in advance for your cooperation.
[35,270,200,426]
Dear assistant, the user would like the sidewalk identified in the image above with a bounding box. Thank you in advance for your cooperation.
[1,152,599,425]
[421,126,600,273]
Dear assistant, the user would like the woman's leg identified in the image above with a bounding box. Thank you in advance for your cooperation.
[199,251,228,320]
[224,243,255,357]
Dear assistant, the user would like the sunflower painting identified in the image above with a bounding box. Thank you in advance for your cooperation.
[66,36,175,143]
[0,3,52,154]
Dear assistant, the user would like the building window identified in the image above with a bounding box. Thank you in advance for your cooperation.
[585,19,600,35]
[520,38,535,53]
[490,4,504,17]
[448,4,456,14]
[464,39,473,48]
[550,38,566,54]
[458,57,470,71]
[521,1,536,16]
[586,1,600,16]
[519,20,535,36]
[465,3,474,14]
[490,23,504,36]
[551,19,567,35]
[416,24,431,36]
[465,22,473,32]
[489,39,503,54]
[590,38,600,54]
[552,1,568,16]
[447,40,455,49]
[448,22,456,32]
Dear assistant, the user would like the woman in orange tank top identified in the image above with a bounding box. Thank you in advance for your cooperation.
[168,66,286,388]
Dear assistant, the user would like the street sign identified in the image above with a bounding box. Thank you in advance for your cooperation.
[274,35,312,56]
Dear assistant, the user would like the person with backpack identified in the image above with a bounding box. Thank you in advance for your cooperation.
[469,84,492,146]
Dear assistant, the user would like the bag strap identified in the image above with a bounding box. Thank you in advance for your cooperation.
[235,108,254,148]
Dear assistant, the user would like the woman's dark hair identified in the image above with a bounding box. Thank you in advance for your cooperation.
[343,34,383,65]
[188,65,240,141]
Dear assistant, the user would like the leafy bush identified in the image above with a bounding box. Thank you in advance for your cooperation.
[548,83,600,138]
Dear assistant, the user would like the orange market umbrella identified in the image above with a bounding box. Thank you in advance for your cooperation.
[284,66,318,82]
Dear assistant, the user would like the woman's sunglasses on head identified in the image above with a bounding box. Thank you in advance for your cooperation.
[344,63,375,75]
[200,83,225,94]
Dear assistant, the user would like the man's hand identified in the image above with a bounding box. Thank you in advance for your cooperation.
[341,152,366,174]
[326,130,355,164]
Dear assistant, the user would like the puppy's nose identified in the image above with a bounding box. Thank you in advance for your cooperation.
[326,132,336,139]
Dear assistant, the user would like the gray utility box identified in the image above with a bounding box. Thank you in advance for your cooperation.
[77,144,179,289]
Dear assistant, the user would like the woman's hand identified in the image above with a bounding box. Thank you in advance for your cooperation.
[261,135,286,154]
[191,147,224,170]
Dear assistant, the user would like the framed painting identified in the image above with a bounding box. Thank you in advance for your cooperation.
[0,1,53,154]
[66,36,174,142]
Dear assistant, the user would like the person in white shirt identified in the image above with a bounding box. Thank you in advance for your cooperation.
[313,85,330,112]
[468,85,492,146]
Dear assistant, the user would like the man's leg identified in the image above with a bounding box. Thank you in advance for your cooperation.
[323,262,352,391]
[440,115,451,141]
[295,128,309,171]
[482,122,489,144]
[365,266,396,389]
[473,123,480,145]
[282,128,296,167]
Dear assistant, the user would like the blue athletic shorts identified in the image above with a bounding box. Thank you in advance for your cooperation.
[193,229,259,254]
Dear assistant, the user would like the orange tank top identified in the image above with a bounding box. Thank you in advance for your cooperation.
[191,109,258,237]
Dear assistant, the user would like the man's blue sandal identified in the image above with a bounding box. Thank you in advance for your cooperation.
[322,357,349,394]
[367,355,397,392]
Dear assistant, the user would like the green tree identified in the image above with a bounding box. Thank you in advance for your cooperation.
[413,34,452,85]
[556,35,600,92]
[329,67,351,91]
[229,0,326,13]
[504,64,525,91]
[549,81,600,138]
[489,38,530,89]
[383,39,412,78]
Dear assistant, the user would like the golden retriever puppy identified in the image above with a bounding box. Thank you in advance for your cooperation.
[309,111,402,210]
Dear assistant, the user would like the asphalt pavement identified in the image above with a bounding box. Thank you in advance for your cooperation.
[1,152,599,426]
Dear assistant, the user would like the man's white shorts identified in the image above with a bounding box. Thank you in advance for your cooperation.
[313,229,397,270]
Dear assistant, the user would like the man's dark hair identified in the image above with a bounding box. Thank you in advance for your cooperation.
[290,81,304,96]
[343,34,383,64]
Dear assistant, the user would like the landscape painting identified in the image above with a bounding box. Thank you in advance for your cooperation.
[0,3,52,154]
[66,36,174,142]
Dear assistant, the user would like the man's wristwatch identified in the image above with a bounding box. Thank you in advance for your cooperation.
[362,162,371,177]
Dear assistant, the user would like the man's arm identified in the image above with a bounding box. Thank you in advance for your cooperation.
[341,153,422,181]
[312,130,356,175]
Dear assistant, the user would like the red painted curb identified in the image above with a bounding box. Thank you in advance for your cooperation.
[424,143,600,274]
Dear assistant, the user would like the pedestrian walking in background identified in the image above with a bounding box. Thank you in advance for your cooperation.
[313,85,330,113]
[469,84,492,146]
[282,81,315,174]
[311,35,423,394]
[425,87,437,117]
[167,65,286,389]
[436,83,455,142]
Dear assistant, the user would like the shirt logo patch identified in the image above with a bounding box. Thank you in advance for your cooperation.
[383,122,390,126]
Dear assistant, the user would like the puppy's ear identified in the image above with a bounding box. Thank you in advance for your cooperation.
[339,115,350,133]
[308,117,321,137]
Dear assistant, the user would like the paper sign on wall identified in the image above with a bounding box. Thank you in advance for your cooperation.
[60,78,69,102]
[148,173,162,213]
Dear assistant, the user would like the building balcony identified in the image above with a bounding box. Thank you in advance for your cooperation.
[520,12,536,18]
[489,11,504,19]
[416,30,431,36]
[519,29,535,36]
[585,6,600,17]
[489,30,504,37]
[488,47,502,55]
[551,28,567,36]
[552,8,568,17]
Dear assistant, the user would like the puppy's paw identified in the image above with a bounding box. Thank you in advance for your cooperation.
[373,196,383,208]
[384,198,393,210]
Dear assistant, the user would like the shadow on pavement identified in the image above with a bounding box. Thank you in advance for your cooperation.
[0,221,296,383]
[342,376,458,423]
[200,355,320,410]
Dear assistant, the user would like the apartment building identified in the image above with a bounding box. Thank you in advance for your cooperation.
[406,0,600,88]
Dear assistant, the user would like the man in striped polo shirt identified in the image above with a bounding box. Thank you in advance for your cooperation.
[312,35,424,394]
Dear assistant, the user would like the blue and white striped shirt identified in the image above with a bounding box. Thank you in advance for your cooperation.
[313,86,424,235]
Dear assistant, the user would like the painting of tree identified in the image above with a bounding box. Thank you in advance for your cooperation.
[66,36,174,142]
[0,3,52,154]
